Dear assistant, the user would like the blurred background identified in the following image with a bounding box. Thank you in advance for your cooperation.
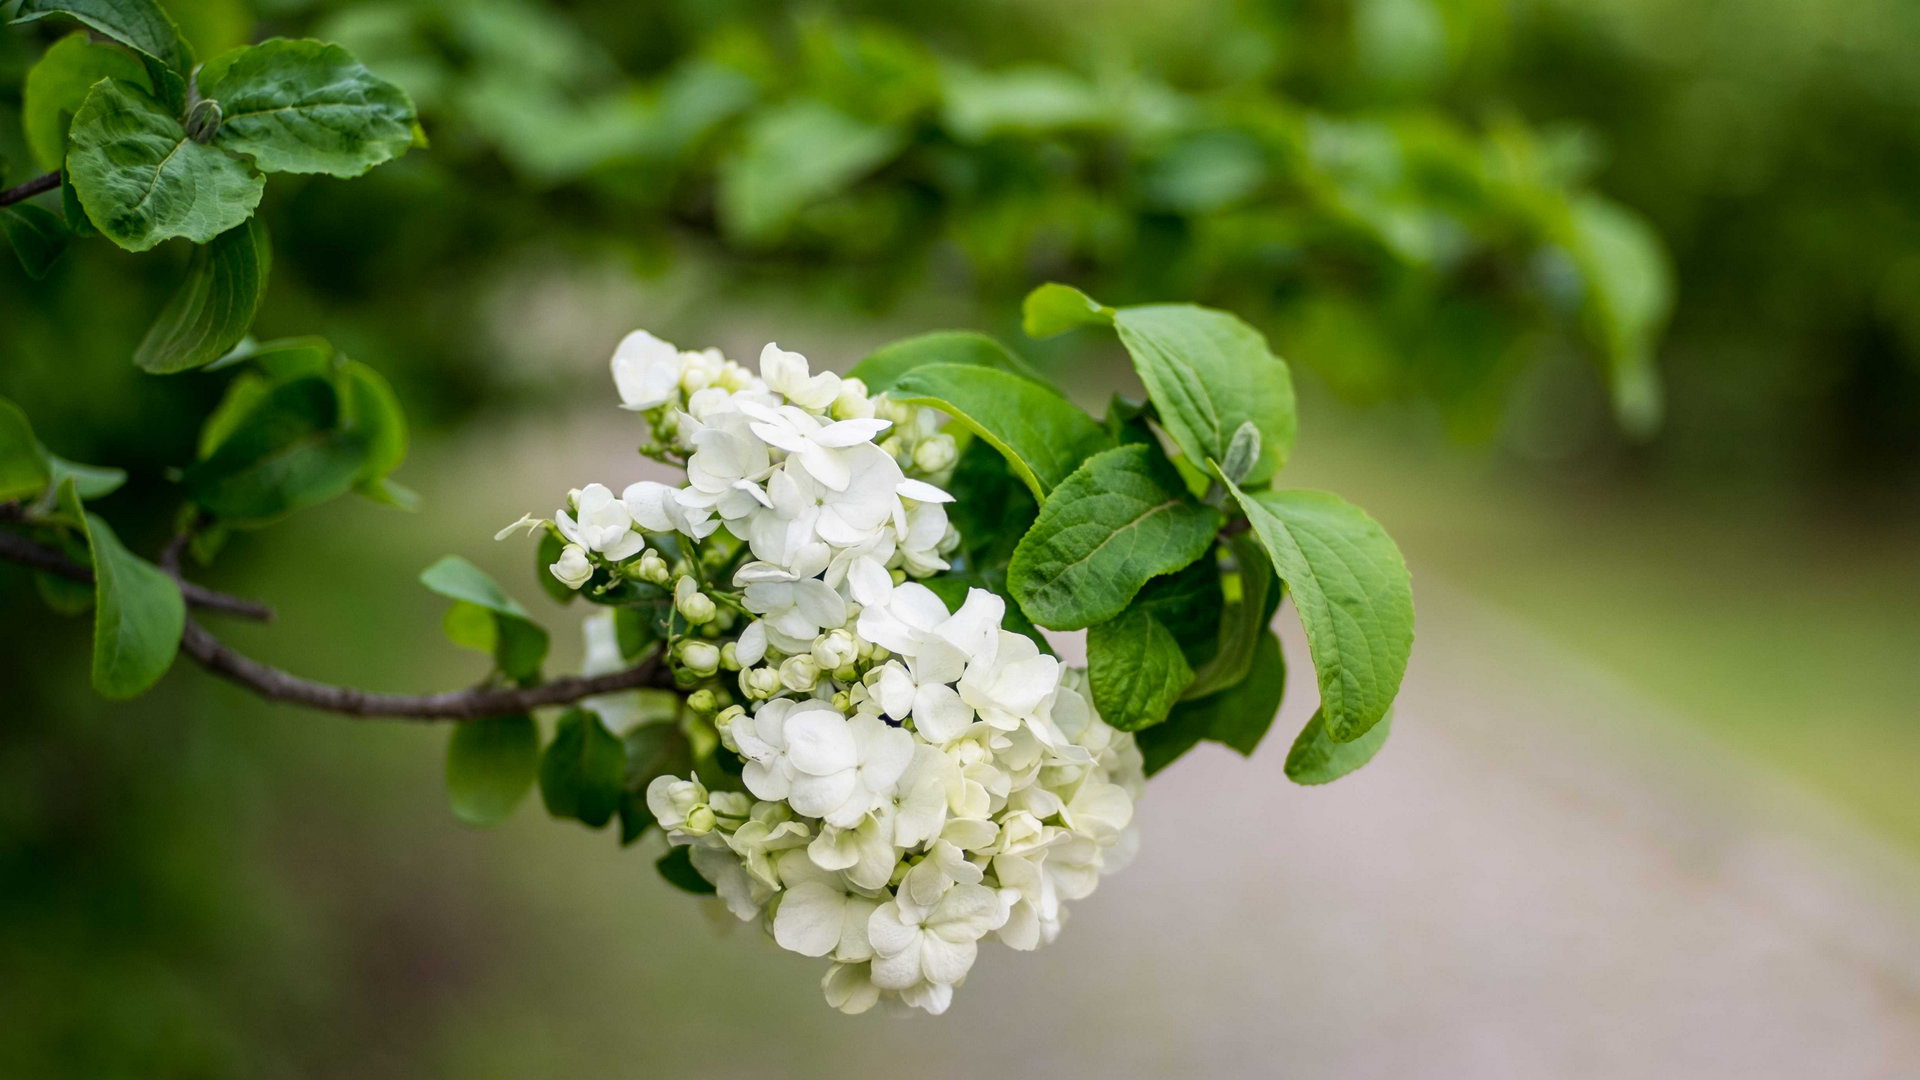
[2,0,1917,1075]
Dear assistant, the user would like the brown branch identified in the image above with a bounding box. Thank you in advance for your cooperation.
[0,528,274,621]
[0,171,60,209]
[179,619,674,721]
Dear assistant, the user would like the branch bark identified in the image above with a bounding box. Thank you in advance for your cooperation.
[0,171,60,209]
[0,528,274,621]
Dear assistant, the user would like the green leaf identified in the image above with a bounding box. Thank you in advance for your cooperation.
[539,707,625,829]
[655,845,715,895]
[179,375,369,527]
[1225,481,1413,743]
[133,216,269,373]
[60,170,98,236]
[1130,552,1224,669]
[66,78,263,252]
[613,605,661,661]
[942,437,1038,570]
[420,555,549,686]
[718,99,903,243]
[1008,443,1223,630]
[850,331,1045,394]
[1565,196,1671,437]
[342,360,408,496]
[1111,303,1298,486]
[1022,282,1114,339]
[57,479,184,700]
[445,713,539,826]
[22,32,150,171]
[37,569,95,614]
[1138,629,1287,774]
[0,397,52,500]
[1183,532,1274,699]
[1086,606,1194,732]
[197,371,271,457]
[44,452,126,500]
[887,363,1111,501]
[2,203,71,279]
[198,38,418,178]
[1285,707,1392,785]
[11,0,194,109]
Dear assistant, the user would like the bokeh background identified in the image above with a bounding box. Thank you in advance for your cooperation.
[3,0,1918,1075]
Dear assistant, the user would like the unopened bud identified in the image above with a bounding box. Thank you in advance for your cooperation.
[686,689,718,715]
[741,666,782,700]
[811,628,859,671]
[720,642,742,671]
[912,433,957,474]
[778,655,819,693]
[550,544,593,589]
[636,550,670,584]
[675,577,716,624]
[677,640,721,677]
[831,377,876,420]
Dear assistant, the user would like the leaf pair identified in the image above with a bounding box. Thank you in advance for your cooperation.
[422,556,550,687]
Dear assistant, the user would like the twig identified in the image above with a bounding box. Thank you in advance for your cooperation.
[0,171,60,209]
[0,528,274,621]
[179,620,674,720]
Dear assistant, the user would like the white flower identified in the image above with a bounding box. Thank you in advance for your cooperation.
[557,483,645,560]
[739,400,893,492]
[774,852,882,961]
[785,710,914,828]
[623,481,718,541]
[611,330,683,410]
[867,880,1006,992]
[811,628,859,671]
[726,802,813,889]
[958,630,1062,731]
[806,814,899,890]
[896,500,951,576]
[830,377,875,420]
[692,842,773,921]
[677,640,721,677]
[873,659,974,744]
[736,553,848,641]
[733,697,820,802]
[674,576,716,625]
[647,774,712,835]
[760,343,842,411]
[822,962,882,1015]
[549,544,592,589]
[679,410,773,521]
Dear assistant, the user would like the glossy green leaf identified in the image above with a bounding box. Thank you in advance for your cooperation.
[850,330,1045,394]
[11,0,194,108]
[44,453,126,501]
[59,171,97,236]
[133,216,269,373]
[1087,606,1194,732]
[941,437,1038,570]
[445,713,539,826]
[718,99,903,243]
[655,845,715,895]
[1008,443,1223,630]
[22,32,150,171]
[2,203,70,279]
[58,479,184,700]
[1226,480,1413,743]
[66,78,263,252]
[539,707,625,828]
[1285,707,1393,785]
[1021,282,1113,339]
[887,363,1111,501]
[420,555,549,685]
[0,398,52,500]
[180,376,368,526]
[1183,532,1274,699]
[343,361,408,496]
[1130,553,1224,670]
[613,605,661,661]
[1138,629,1287,774]
[199,38,418,177]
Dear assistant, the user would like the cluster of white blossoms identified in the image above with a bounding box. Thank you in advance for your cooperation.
[514,331,1144,1015]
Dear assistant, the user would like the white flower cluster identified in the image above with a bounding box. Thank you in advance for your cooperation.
[516,331,1144,1016]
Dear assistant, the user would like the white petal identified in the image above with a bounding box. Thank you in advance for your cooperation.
[895,477,953,503]
[917,934,978,986]
[772,882,847,958]
[789,770,860,819]
[865,903,921,961]
[784,708,858,775]
[911,683,974,743]
[735,621,768,666]
[813,418,893,447]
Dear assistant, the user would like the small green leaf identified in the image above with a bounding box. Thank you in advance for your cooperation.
[198,38,418,177]
[343,360,408,496]
[11,0,194,109]
[1087,606,1194,732]
[445,714,539,827]
[44,453,126,501]
[420,555,549,686]
[718,99,903,243]
[66,78,263,252]
[1022,282,1113,338]
[0,397,52,500]
[1138,629,1287,774]
[179,376,369,526]
[37,569,95,614]
[1565,196,1671,436]
[197,371,271,458]
[57,479,184,700]
[887,363,1111,501]
[2,203,71,279]
[540,707,625,828]
[613,605,661,661]
[22,32,150,171]
[1225,480,1413,743]
[1285,707,1393,785]
[850,330,1045,394]
[133,216,269,373]
[1008,443,1224,630]
[655,845,715,895]
[1182,532,1274,699]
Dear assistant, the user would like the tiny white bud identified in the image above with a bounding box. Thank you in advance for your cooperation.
[740,666,783,700]
[686,689,718,714]
[636,550,671,585]
[719,642,741,671]
[550,544,593,589]
[778,655,819,693]
[811,628,859,671]
[831,377,876,420]
[675,577,717,624]
[677,640,721,677]
[912,433,957,473]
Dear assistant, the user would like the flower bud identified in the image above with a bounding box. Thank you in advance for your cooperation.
[718,362,753,393]
[675,577,717,625]
[831,377,876,420]
[686,689,718,715]
[549,544,593,589]
[683,805,716,836]
[831,690,851,712]
[677,640,721,677]
[719,642,742,671]
[912,433,958,474]
[778,655,819,693]
[811,629,859,671]
[741,666,782,700]
[834,664,860,685]
[636,550,671,585]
